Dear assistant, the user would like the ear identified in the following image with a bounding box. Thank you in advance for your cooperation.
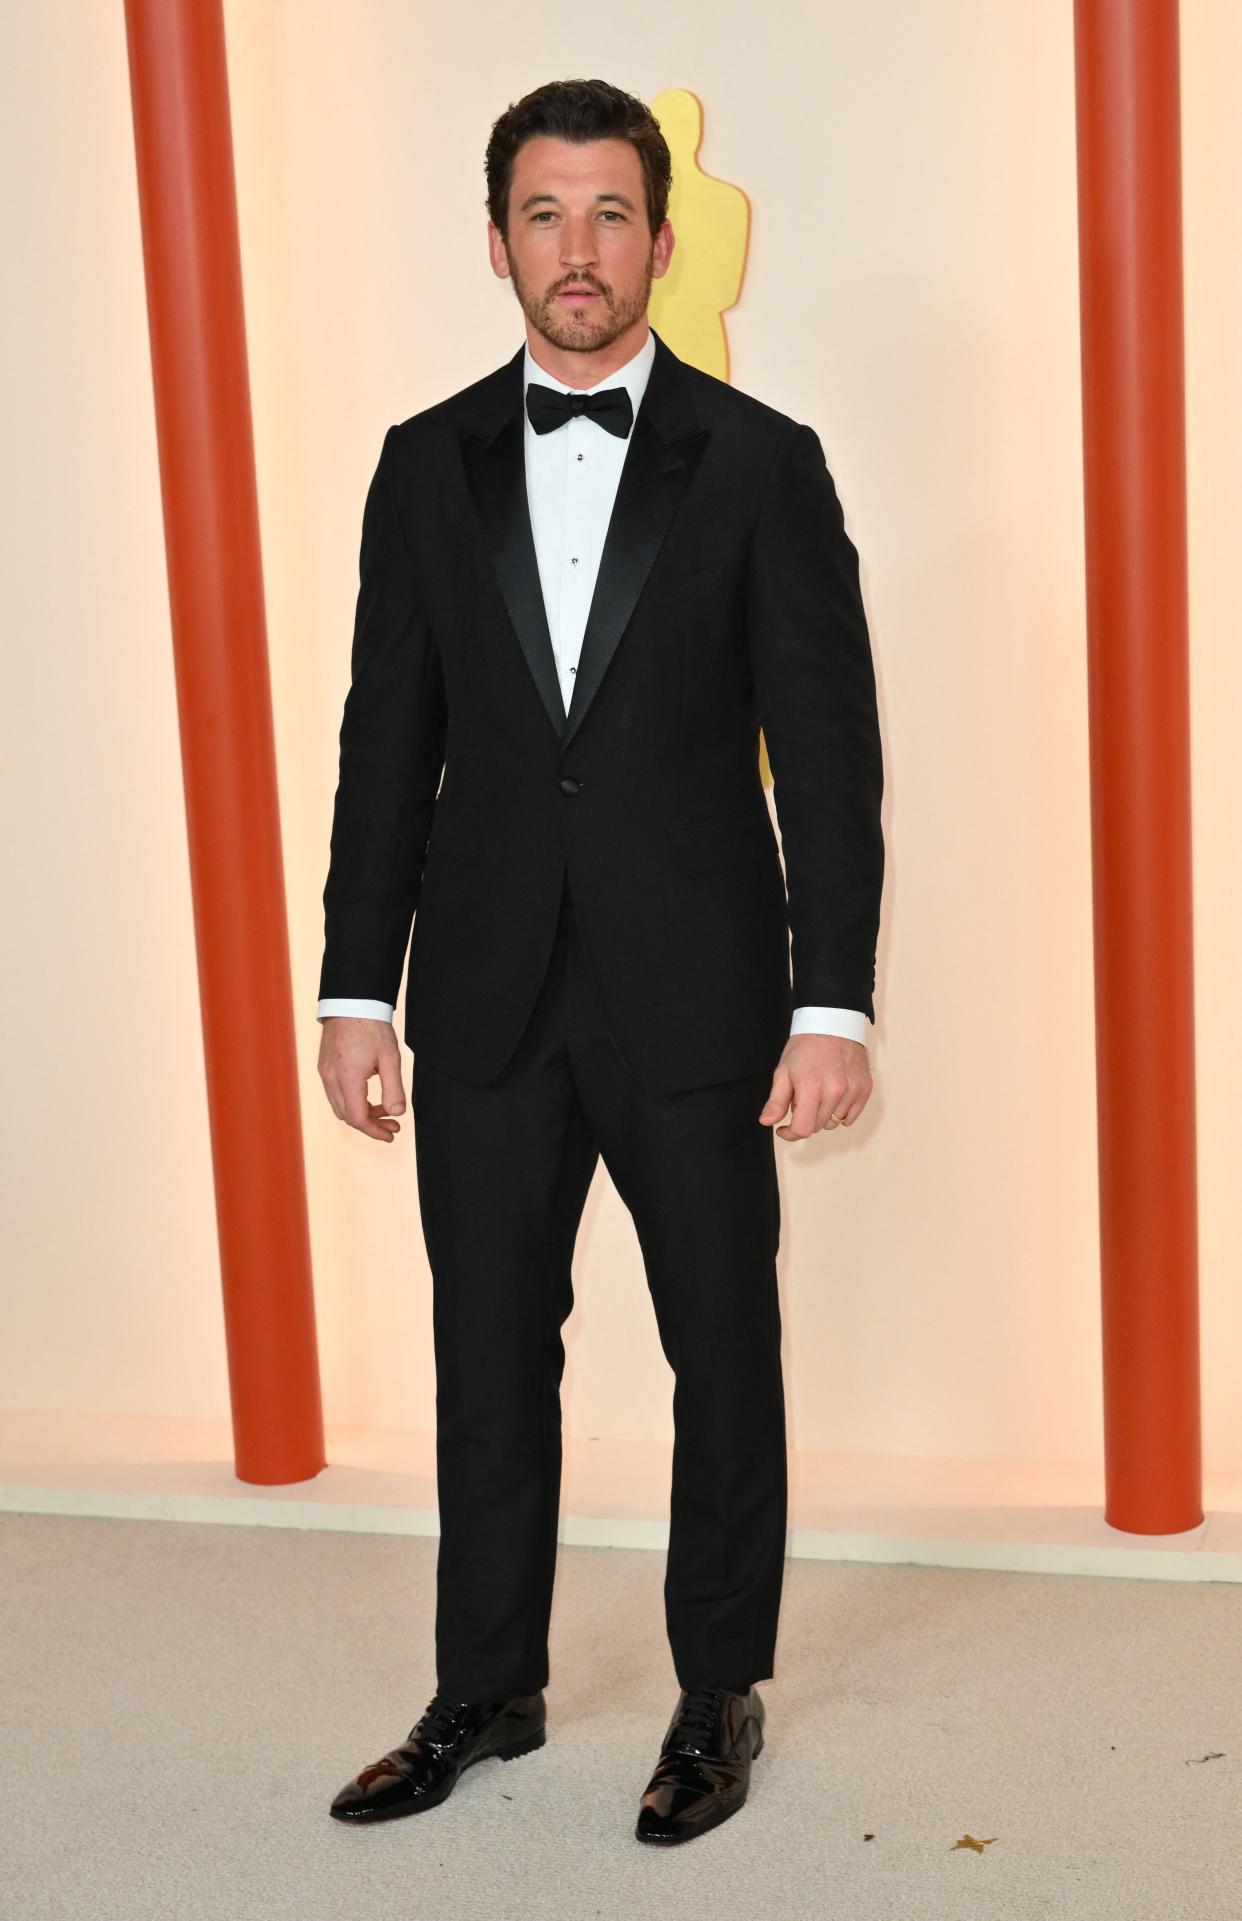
[487,221,511,280]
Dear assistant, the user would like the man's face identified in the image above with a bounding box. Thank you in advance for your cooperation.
[489,135,673,356]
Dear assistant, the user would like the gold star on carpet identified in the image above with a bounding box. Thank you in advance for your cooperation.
[951,1833,999,1853]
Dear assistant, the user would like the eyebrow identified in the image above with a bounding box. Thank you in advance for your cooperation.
[518,191,638,214]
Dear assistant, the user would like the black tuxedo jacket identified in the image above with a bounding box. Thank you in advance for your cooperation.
[318,327,884,1096]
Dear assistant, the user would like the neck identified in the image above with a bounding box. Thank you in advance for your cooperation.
[525,316,650,390]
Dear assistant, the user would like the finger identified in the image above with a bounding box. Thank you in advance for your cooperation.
[339,1069,375,1133]
[320,1070,347,1124]
[758,1065,793,1127]
[777,1074,822,1141]
[829,1077,872,1129]
[348,1093,400,1142]
[365,1098,400,1142]
[377,1051,406,1119]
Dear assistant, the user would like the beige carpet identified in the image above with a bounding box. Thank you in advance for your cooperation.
[4,1510,1240,1919]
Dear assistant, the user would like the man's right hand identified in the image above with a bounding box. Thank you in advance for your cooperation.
[317,1017,406,1143]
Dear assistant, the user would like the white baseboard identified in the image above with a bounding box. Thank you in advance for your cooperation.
[2,1409,1238,1582]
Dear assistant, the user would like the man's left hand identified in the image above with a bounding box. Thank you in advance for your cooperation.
[758,1034,873,1141]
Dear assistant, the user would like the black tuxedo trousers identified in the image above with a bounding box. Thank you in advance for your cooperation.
[413,864,787,1702]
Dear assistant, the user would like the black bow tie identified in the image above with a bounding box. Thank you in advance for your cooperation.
[525,381,634,439]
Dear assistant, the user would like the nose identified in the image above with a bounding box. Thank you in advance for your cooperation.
[560,212,598,268]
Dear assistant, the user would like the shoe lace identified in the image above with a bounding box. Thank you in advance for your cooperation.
[670,1687,723,1751]
[411,1695,473,1745]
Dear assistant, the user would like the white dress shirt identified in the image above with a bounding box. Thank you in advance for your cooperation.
[318,328,867,1046]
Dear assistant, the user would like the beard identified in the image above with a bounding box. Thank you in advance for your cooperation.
[506,247,654,355]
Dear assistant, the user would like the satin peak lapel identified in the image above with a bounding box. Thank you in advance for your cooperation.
[456,329,710,752]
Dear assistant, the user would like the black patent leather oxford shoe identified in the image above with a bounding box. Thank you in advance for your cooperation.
[635,1685,765,1844]
[329,1691,546,1822]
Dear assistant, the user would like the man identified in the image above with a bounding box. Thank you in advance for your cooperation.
[316,78,884,1846]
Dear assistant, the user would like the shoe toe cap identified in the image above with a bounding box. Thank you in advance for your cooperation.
[635,1751,750,1843]
[635,1800,685,1842]
[330,1755,430,1820]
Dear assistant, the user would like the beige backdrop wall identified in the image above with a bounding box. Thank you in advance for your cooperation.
[3,1,1239,1472]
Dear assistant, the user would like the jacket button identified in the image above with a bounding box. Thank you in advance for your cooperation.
[559,776,581,796]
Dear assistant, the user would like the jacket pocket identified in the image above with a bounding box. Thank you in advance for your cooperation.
[666,805,775,872]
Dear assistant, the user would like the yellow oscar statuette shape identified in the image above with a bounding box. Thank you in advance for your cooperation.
[647,90,772,791]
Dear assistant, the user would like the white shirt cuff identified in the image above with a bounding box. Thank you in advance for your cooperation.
[316,998,395,1023]
[789,1004,868,1044]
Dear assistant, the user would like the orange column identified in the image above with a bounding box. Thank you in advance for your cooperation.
[124,0,325,1484]
[1073,0,1200,1531]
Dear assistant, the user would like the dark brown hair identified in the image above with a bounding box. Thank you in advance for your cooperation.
[484,79,672,244]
